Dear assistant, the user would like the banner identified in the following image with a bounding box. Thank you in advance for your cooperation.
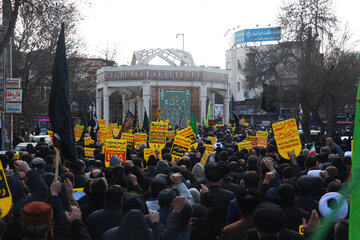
[246,136,258,148]
[167,130,175,141]
[104,140,127,167]
[84,136,94,146]
[84,147,95,158]
[112,128,120,138]
[98,119,106,129]
[272,118,302,159]
[74,125,84,142]
[170,135,191,159]
[0,161,12,218]
[150,122,168,132]
[200,151,209,166]
[143,148,162,162]
[149,131,167,149]
[134,133,147,149]
[256,131,268,147]
[203,144,214,153]
[238,141,253,151]
[121,133,134,149]
[207,136,216,145]
[101,129,113,141]
[178,127,198,149]
[109,123,118,130]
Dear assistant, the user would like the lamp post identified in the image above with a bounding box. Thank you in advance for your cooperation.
[176,33,184,51]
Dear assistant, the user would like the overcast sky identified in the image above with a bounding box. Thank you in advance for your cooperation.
[78,0,360,68]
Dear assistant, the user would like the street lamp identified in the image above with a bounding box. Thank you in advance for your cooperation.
[176,33,184,51]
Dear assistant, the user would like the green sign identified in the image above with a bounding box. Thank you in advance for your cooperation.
[159,89,191,126]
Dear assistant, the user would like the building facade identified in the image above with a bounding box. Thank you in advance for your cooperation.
[96,49,229,126]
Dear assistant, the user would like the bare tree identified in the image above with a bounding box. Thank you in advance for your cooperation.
[242,0,360,142]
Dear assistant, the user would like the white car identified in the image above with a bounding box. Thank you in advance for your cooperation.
[27,135,52,145]
[14,142,37,152]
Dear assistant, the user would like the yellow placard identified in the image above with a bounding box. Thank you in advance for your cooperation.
[84,147,95,157]
[200,151,209,166]
[256,131,268,147]
[246,136,258,148]
[207,136,216,145]
[98,119,106,129]
[170,135,191,159]
[101,129,113,141]
[299,225,304,235]
[134,133,147,149]
[143,148,162,161]
[121,133,134,149]
[203,144,214,153]
[238,141,253,151]
[178,127,198,149]
[112,128,120,138]
[74,125,84,142]
[186,120,190,127]
[0,161,12,218]
[218,124,223,127]
[84,137,94,146]
[109,123,118,130]
[272,118,302,160]
[14,153,20,160]
[47,130,57,150]
[150,122,168,131]
[149,131,167,149]
[167,130,175,141]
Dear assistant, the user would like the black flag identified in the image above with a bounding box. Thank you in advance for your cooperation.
[122,111,134,133]
[143,108,150,134]
[49,23,76,162]
[233,111,240,129]
[134,102,139,132]
[90,101,98,142]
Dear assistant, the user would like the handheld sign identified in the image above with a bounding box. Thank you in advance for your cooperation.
[170,135,191,160]
[272,118,302,159]
[0,161,12,218]
[256,131,268,147]
[246,136,258,148]
[74,125,84,142]
[238,141,253,151]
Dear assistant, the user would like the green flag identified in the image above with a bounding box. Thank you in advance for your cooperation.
[350,81,360,240]
[205,100,211,127]
[189,112,198,136]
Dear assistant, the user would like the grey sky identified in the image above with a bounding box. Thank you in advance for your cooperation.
[78,0,360,68]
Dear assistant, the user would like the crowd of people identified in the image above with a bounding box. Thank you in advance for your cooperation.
[0,124,352,240]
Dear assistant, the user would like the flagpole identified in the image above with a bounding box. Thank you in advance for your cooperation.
[54,148,60,180]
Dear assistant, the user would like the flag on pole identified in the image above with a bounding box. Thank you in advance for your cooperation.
[90,101,98,142]
[143,108,150,134]
[134,102,139,132]
[122,111,134,133]
[349,81,360,240]
[48,23,76,162]
[189,112,198,136]
[309,142,316,157]
[233,111,240,129]
[205,100,211,127]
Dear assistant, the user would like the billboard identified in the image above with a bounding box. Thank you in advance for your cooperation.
[230,27,281,46]
[159,89,191,126]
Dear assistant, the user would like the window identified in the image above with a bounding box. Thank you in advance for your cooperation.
[226,61,231,70]
[237,59,241,69]
[237,82,240,91]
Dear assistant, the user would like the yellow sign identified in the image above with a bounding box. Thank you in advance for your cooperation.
[299,225,304,235]
[84,147,95,157]
[112,128,120,138]
[246,136,258,148]
[109,123,118,130]
[121,133,134,149]
[101,129,113,141]
[178,127,198,149]
[240,118,249,127]
[84,137,94,146]
[98,119,106,129]
[167,130,175,141]
[149,131,167,149]
[256,131,268,147]
[238,141,253,151]
[207,136,216,145]
[143,148,162,161]
[134,133,147,149]
[203,144,214,153]
[170,135,191,159]
[150,122,168,132]
[74,125,84,142]
[272,118,302,160]
[0,161,12,218]
[156,108,162,121]
[200,151,209,166]
[104,140,127,167]
[14,153,20,160]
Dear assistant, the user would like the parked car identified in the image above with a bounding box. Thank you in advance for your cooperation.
[14,142,37,152]
[27,134,52,145]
